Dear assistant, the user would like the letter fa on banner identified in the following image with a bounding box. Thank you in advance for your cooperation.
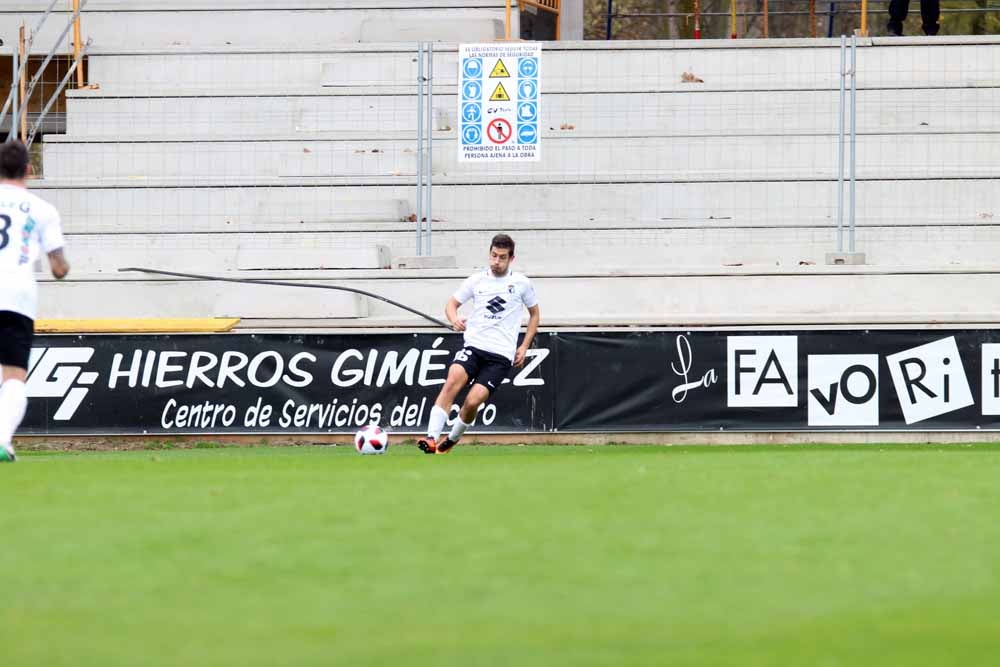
[886,336,973,425]
[727,336,798,407]
[807,355,879,426]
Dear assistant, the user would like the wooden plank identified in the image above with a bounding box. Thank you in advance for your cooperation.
[36,318,241,333]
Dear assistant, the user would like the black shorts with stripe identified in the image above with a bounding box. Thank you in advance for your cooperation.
[0,310,34,370]
[452,346,512,396]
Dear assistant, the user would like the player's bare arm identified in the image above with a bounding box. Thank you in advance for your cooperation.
[446,296,466,332]
[48,248,70,279]
[514,304,540,367]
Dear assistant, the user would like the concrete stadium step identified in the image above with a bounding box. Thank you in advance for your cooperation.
[35,267,1000,324]
[1,2,508,53]
[63,225,1000,274]
[75,38,1000,92]
[40,133,1000,182]
[67,233,392,272]
[61,86,1000,140]
[37,272,369,319]
[34,179,1000,233]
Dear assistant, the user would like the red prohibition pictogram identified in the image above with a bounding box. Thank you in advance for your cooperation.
[487,118,513,144]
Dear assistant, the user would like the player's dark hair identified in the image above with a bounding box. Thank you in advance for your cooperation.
[490,233,515,257]
[0,141,29,180]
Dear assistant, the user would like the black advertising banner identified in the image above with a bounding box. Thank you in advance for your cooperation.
[22,333,555,435]
[21,329,1000,435]
[555,330,1000,431]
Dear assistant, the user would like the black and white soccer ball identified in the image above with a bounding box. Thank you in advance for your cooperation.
[354,425,389,455]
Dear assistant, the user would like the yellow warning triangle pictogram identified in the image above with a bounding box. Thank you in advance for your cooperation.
[489,82,511,102]
[489,59,511,78]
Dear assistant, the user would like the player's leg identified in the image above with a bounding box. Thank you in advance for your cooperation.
[419,361,471,454]
[0,367,29,457]
[437,352,510,454]
[436,384,490,454]
[0,312,33,462]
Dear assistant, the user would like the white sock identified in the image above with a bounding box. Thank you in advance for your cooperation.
[448,417,473,443]
[0,379,28,446]
[427,405,448,440]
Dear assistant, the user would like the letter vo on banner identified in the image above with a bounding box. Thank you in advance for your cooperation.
[458,42,541,162]
[807,355,879,426]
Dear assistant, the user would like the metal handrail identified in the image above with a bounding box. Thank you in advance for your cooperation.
[27,38,92,149]
[0,0,63,132]
[22,0,89,116]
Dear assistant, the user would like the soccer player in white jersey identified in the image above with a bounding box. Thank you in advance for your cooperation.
[419,234,540,454]
[0,141,70,462]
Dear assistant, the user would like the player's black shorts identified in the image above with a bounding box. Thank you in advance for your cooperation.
[0,310,34,370]
[452,346,512,395]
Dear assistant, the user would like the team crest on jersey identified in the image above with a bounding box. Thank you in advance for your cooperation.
[507,284,515,293]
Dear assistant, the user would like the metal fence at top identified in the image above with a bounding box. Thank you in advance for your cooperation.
[598,0,1000,40]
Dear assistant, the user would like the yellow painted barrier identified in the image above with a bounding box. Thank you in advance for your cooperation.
[36,319,240,334]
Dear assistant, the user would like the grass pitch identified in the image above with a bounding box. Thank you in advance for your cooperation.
[3,443,1000,666]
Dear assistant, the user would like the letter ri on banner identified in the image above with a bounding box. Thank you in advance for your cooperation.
[458,42,541,163]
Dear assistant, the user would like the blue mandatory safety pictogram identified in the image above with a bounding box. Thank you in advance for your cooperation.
[517,124,538,145]
[463,58,483,79]
[518,79,538,100]
[462,102,482,123]
[517,101,538,123]
[462,80,482,101]
[518,57,538,78]
[462,125,483,145]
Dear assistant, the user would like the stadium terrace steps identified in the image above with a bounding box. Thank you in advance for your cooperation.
[67,234,392,272]
[0,2,510,54]
[17,34,1000,325]
[38,273,369,319]
[64,226,1000,274]
[35,268,1000,323]
[32,179,1000,233]
[74,39,1000,91]
[59,87,1000,138]
[40,134,1000,181]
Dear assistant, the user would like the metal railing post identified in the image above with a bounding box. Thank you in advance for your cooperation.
[849,33,857,253]
[72,0,85,88]
[19,25,28,143]
[426,43,434,255]
[8,48,19,142]
[415,43,425,257]
[836,35,846,253]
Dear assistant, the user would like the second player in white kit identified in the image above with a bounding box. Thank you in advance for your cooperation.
[0,141,70,462]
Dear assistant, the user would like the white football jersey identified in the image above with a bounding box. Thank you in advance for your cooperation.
[453,269,538,361]
[0,184,65,319]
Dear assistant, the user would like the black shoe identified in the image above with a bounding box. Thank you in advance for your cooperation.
[436,438,457,454]
[887,21,903,36]
[418,437,437,454]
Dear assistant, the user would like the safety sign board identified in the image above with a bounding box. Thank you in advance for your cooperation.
[458,43,541,162]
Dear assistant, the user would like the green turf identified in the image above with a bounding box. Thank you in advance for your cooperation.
[3,443,1000,666]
